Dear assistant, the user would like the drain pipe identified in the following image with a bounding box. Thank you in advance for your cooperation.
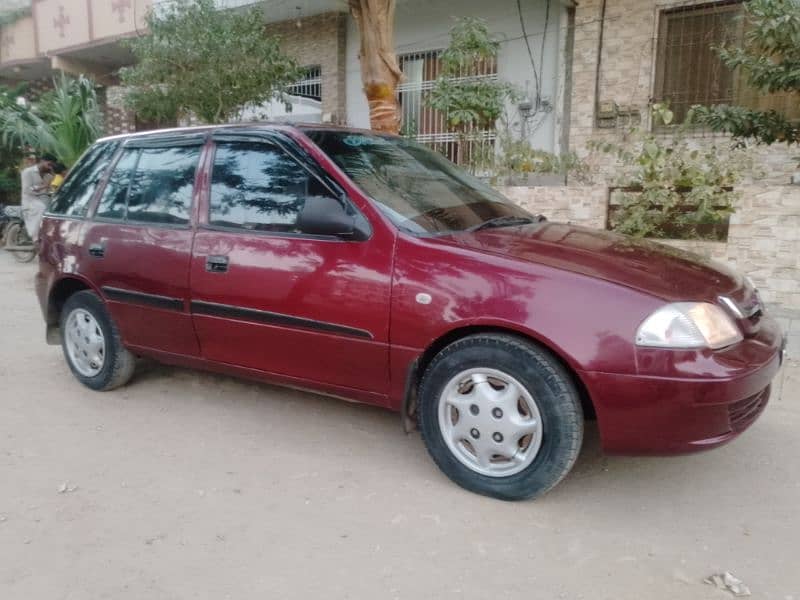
[594,0,608,127]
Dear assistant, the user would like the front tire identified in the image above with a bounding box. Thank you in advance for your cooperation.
[418,334,583,501]
[5,222,36,263]
[60,290,136,391]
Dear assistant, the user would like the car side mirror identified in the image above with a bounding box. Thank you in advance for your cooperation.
[297,195,367,240]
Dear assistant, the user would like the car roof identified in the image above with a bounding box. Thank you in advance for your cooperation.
[95,122,392,144]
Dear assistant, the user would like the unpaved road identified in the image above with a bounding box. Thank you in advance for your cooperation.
[1,251,799,600]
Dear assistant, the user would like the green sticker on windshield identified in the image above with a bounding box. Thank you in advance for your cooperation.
[343,135,389,147]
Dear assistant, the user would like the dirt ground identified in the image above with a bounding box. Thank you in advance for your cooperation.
[1,251,798,600]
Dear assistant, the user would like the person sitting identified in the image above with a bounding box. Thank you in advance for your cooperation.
[20,154,55,241]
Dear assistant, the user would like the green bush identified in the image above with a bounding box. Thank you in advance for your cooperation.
[496,130,588,181]
[590,105,757,240]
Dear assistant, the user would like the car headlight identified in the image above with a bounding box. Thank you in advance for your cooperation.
[636,302,743,349]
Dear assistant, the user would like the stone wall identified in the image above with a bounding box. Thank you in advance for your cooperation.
[499,184,800,310]
[24,78,54,100]
[502,185,607,230]
[265,12,347,123]
[100,86,136,137]
[517,0,800,310]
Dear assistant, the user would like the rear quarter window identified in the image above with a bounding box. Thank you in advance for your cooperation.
[48,142,119,217]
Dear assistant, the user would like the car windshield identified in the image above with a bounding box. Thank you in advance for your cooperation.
[304,130,535,234]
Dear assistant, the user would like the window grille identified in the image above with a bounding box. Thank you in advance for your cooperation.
[288,66,322,102]
[397,49,498,167]
[654,1,799,125]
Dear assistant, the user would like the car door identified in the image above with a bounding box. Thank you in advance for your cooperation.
[189,134,393,399]
[80,137,204,356]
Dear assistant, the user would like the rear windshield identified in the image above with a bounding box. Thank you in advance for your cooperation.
[304,130,532,235]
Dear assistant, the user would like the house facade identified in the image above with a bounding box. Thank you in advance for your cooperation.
[533,0,800,310]
[0,0,570,152]
[1,0,798,309]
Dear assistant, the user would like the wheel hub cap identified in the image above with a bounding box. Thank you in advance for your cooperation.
[65,309,106,378]
[438,368,543,477]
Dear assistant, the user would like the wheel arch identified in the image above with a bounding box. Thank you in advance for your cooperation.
[402,325,596,431]
[45,276,98,344]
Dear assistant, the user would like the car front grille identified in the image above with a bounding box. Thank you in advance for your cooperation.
[728,386,770,432]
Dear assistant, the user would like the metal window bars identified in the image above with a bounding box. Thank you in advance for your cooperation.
[654,0,800,126]
[397,49,498,169]
[287,65,322,102]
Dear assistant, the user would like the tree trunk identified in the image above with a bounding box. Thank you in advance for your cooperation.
[348,0,402,134]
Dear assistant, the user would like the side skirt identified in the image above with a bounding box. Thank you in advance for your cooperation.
[126,344,393,409]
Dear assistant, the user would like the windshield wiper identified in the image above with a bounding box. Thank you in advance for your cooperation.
[468,215,545,232]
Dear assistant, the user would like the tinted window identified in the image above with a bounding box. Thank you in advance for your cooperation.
[210,141,334,232]
[95,149,138,220]
[127,146,199,225]
[48,142,118,217]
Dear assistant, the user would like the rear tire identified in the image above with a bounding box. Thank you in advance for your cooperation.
[60,290,136,391]
[418,334,583,501]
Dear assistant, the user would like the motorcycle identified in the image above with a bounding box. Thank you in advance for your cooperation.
[1,204,36,263]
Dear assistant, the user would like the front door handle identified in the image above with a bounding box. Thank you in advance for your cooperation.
[205,255,229,273]
[88,243,105,258]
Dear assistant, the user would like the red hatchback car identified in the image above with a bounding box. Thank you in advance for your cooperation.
[36,124,785,500]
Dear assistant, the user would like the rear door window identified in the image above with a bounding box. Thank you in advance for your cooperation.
[93,144,201,225]
[95,149,138,221]
[48,142,118,217]
[127,146,200,225]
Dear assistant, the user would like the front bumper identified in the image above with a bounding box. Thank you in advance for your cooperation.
[579,316,785,455]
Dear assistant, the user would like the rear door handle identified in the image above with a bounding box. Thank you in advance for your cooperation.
[205,255,229,273]
[89,243,105,258]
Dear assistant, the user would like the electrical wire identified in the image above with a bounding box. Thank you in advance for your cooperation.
[594,0,608,123]
[538,0,551,107]
[516,0,540,106]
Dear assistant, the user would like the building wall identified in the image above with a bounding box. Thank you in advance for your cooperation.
[90,0,151,41]
[265,12,347,123]
[31,0,151,55]
[345,0,565,152]
[33,0,92,54]
[102,85,136,136]
[567,0,797,185]
[535,0,800,310]
[26,77,53,99]
[0,15,36,64]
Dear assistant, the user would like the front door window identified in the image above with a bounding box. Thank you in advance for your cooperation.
[209,141,340,234]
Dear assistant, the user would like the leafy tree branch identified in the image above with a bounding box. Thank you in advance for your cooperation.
[121,0,302,125]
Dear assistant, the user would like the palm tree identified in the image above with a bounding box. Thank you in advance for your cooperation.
[0,74,103,167]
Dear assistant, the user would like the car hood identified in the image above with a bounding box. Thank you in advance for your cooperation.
[438,222,742,302]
